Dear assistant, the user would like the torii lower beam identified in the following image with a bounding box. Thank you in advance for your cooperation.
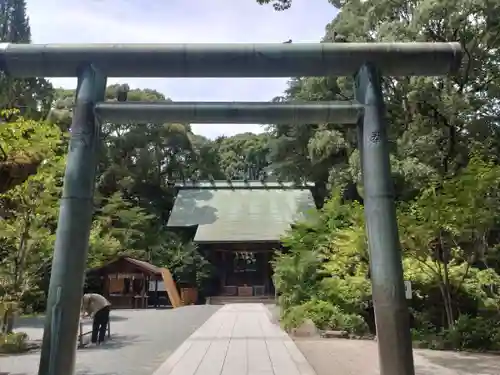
[94,101,363,124]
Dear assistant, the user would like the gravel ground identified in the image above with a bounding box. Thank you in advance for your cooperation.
[266,304,500,375]
[0,305,220,375]
[295,338,500,375]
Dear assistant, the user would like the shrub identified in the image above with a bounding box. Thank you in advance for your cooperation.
[411,314,500,351]
[332,312,369,335]
[281,299,369,335]
[0,332,29,353]
[317,276,372,314]
[275,181,500,351]
[303,300,339,330]
[281,303,309,331]
[20,289,46,314]
[442,315,500,351]
[273,249,322,312]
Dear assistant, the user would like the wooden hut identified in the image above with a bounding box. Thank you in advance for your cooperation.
[86,257,166,309]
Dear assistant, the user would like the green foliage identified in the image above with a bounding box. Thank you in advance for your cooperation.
[0,1,53,120]
[273,248,322,311]
[256,0,340,11]
[274,189,372,334]
[0,111,64,193]
[276,158,500,349]
[151,239,213,289]
[215,133,271,179]
[255,0,292,11]
[0,116,64,312]
[398,157,500,327]
[88,192,157,265]
[0,112,62,159]
[413,315,500,351]
[262,0,500,352]
[47,84,220,296]
[282,300,369,334]
[442,315,500,351]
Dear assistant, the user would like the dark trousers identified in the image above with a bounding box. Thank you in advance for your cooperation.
[91,306,110,344]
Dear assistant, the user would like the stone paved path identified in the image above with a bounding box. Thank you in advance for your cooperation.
[152,303,315,375]
[295,338,500,375]
[0,305,220,375]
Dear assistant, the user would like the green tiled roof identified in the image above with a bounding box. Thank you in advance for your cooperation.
[167,185,316,243]
[173,180,315,189]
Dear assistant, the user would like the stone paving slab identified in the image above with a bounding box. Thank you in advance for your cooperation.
[152,303,316,375]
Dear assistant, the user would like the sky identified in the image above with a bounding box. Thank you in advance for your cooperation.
[26,0,338,139]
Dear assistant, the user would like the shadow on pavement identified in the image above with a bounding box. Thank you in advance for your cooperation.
[16,314,129,329]
[418,350,500,374]
[1,305,222,375]
[78,334,143,351]
[3,369,120,375]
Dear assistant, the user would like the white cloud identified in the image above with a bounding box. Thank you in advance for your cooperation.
[26,0,337,138]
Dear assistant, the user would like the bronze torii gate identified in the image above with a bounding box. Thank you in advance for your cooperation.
[0,42,462,375]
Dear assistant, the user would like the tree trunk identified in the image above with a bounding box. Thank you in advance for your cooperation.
[1,305,16,334]
[5,310,15,333]
[442,259,455,328]
[439,281,454,328]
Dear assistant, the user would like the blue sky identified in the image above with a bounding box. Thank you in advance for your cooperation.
[26,0,337,139]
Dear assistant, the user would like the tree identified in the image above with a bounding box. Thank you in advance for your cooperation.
[268,77,357,204]
[87,191,157,267]
[329,0,500,177]
[273,189,371,333]
[0,116,64,332]
[268,0,500,343]
[215,133,271,179]
[48,84,218,292]
[265,0,500,205]
[0,0,53,121]
[256,0,341,11]
[255,0,293,10]
[398,157,500,328]
[0,0,55,194]
[51,84,200,225]
[0,109,64,193]
[150,240,212,289]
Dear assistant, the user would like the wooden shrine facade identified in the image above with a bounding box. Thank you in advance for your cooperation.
[200,241,281,298]
[86,256,168,309]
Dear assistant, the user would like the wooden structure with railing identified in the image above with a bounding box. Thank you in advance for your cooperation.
[86,257,165,309]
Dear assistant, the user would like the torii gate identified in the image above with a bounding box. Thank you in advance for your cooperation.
[0,42,462,375]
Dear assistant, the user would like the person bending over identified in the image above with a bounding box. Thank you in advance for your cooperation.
[81,293,111,345]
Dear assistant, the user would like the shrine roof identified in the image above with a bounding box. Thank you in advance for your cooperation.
[167,180,317,243]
